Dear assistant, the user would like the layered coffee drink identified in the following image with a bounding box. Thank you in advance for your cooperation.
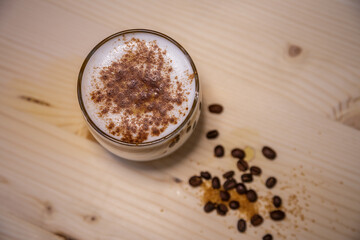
[78,29,201,160]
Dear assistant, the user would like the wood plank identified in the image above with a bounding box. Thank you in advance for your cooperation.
[0,0,360,239]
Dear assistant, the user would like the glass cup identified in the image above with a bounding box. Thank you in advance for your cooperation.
[77,29,201,161]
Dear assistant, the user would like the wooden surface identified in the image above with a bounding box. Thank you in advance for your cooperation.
[1,0,360,239]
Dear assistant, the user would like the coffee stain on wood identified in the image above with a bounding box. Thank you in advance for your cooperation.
[19,95,51,107]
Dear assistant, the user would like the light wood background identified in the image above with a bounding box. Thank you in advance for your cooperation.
[1,0,360,239]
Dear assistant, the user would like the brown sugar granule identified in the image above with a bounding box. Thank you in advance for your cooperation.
[90,37,188,143]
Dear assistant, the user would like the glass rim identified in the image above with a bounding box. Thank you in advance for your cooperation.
[77,29,200,147]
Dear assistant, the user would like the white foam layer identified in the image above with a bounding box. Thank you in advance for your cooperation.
[81,32,196,143]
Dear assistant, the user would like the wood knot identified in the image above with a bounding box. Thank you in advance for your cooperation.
[44,202,53,215]
[83,214,99,223]
[0,175,9,184]
[173,177,182,183]
[54,232,78,240]
[288,45,302,57]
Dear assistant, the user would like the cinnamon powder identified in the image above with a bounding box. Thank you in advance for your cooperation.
[90,37,187,143]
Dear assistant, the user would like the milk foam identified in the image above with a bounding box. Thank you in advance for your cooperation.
[81,32,196,143]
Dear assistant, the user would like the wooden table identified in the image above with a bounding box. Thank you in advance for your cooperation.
[1,1,360,239]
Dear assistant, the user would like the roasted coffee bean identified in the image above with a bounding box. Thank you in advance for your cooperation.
[270,210,286,221]
[262,146,277,160]
[246,189,258,202]
[208,104,223,114]
[241,173,253,183]
[263,234,273,240]
[223,178,237,190]
[204,201,216,213]
[189,176,202,187]
[206,130,219,139]
[235,183,247,195]
[220,190,230,201]
[229,200,240,209]
[250,214,263,226]
[231,148,245,159]
[236,159,249,172]
[250,166,262,176]
[265,177,277,189]
[212,177,221,189]
[200,171,211,180]
[237,219,246,233]
[273,196,282,208]
[222,170,235,179]
[214,145,224,157]
[216,203,228,216]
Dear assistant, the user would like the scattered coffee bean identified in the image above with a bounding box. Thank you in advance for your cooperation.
[235,183,247,195]
[212,177,221,189]
[236,159,249,172]
[270,210,286,221]
[208,104,223,114]
[273,196,282,208]
[265,177,277,189]
[231,148,245,159]
[263,234,273,240]
[223,178,237,190]
[200,171,211,180]
[246,189,258,202]
[217,203,228,216]
[206,130,219,139]
[204,201,216,213]
[262,146,277,160]
[241,173,253,183]
[214,145,224,157]
[237,219,246,233]
[250,166,262,176]
[229,200,240,209]
[189,176,202,187]
[222,170,234,179]
[220,190,230,201]
[250,214,263,226]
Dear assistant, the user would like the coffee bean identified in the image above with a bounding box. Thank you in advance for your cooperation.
[237,219,246,233]
[246,189,258,202]
[262,146,277,160]
[263,234,273,240]
[208,104,223,114]
[212,177,221,189]
[214,145,224,157]
[189,176,202,187]
[216,203,228,216]
[241,173,253,183]
[200,171,211,180]
[236,159,249,172]
[231,148,245,159]
[222,170,234,179]
[204,201,216,213]
[250,166,262,176]
[270,210,286,221]
[229,200,240,209]
[250,214,263,226]
[220,190,230,201]
[273,195,282,208]
[235,183,247,195]
[223,178,237,190]
[206,130,219,139]
[265,177,277,189]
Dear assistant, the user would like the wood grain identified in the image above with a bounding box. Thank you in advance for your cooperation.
[0,0,360,239]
